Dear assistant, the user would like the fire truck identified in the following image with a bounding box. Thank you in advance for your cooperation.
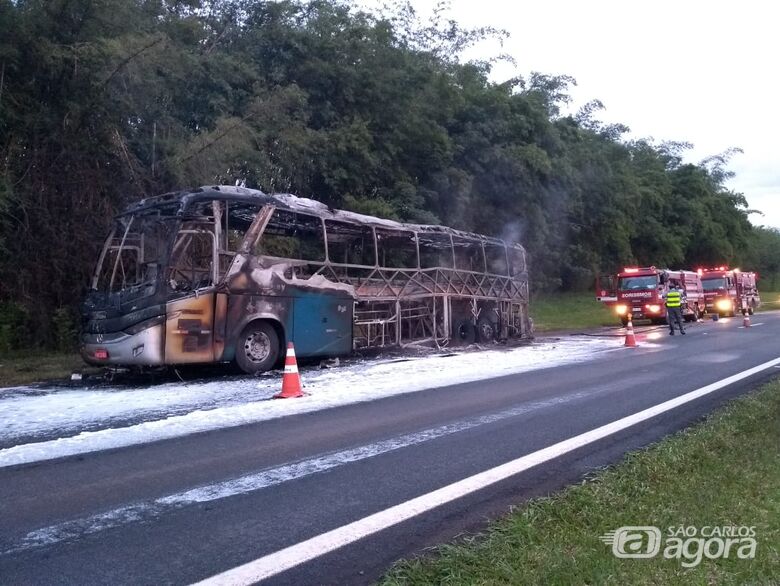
[598,267,705,326]
[698,266,761,317]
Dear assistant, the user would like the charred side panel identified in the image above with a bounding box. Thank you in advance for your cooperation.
[164,293,216,364]
[221,293,292,363]
[219,252,356,360]
[214,292,229,361]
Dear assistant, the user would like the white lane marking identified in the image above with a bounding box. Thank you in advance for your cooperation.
[738,323,764,328]
[193,356,780,586]
[0,391,596,555]
[688,353,740,364]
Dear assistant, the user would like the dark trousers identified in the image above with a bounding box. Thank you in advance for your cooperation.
[667,307,684,333]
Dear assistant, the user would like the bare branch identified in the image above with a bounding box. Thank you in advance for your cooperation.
[100,36,165,89]
[176,114,254,164]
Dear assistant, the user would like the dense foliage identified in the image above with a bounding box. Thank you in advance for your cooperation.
[1,0,778,349]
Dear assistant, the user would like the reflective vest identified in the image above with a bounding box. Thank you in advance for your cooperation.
[665,290,682,308]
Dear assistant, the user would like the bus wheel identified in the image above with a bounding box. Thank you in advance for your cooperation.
[476,316,498,342]
[453,319,476,345]
[236,321,280,374]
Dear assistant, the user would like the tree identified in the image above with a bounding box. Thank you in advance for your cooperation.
[0,0,775,349]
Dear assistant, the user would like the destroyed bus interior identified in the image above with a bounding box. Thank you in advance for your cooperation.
[82,186,532,373]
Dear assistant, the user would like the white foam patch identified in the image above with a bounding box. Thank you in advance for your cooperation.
[0,383,268,442]
[0,338,620,467]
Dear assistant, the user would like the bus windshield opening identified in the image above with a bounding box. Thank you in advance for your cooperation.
[93,214,169,295]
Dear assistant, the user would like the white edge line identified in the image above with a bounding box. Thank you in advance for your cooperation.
[193,355,780,586]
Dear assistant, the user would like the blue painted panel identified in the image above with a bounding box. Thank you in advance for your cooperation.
[292,292,353,357]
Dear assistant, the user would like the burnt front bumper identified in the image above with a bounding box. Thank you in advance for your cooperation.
[81,322,165,366]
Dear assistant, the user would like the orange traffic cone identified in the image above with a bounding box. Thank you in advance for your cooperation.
[742,310,751,328]
[274,342,304,399]
[624,316,638,347]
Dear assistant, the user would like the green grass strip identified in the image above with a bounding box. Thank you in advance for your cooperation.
[757,291,780,313]
[0,352,90,387]
[531,292,617,332]
[382,381,780,585]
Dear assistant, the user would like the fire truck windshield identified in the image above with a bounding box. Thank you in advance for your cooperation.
[618,275,657,290]
[701,277,726,291]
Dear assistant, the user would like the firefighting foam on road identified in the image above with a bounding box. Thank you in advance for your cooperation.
[0,336,621,467]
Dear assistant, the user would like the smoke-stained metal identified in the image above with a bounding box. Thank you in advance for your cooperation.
[81,186,532,371]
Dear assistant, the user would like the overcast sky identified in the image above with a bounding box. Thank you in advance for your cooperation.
[363,0,780,228]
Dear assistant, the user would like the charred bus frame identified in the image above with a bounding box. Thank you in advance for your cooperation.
[82,186,532,373]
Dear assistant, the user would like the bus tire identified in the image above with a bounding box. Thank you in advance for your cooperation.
[476,316,498,342]
[235,321,280,374]
[453,319,476,345]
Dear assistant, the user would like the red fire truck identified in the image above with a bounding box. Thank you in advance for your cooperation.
[598,267,705,326]
[698,266,761,316]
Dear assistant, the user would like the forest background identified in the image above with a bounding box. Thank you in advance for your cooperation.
[2,0,779,350]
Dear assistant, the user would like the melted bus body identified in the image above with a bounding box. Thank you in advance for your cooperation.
[81,186,532,373]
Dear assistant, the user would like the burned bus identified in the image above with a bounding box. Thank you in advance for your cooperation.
[81,186,532,373]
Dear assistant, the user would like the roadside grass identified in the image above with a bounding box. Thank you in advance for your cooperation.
[382,381,780,585]
[531,289,780,333]
[531,291,616,332]
[757,291,780,313]
[0,352,90,387]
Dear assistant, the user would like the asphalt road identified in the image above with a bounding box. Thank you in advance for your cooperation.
[2,312,779,585]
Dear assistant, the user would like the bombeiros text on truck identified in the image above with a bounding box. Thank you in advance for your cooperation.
[81,186,533,374]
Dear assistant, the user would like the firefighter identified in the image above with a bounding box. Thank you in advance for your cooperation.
[664,282,686,335]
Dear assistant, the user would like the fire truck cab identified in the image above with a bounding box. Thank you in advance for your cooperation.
[607,266,705,326]
[699,267,761,316]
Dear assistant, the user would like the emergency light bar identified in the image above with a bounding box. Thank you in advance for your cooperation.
[622,266,656,273]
